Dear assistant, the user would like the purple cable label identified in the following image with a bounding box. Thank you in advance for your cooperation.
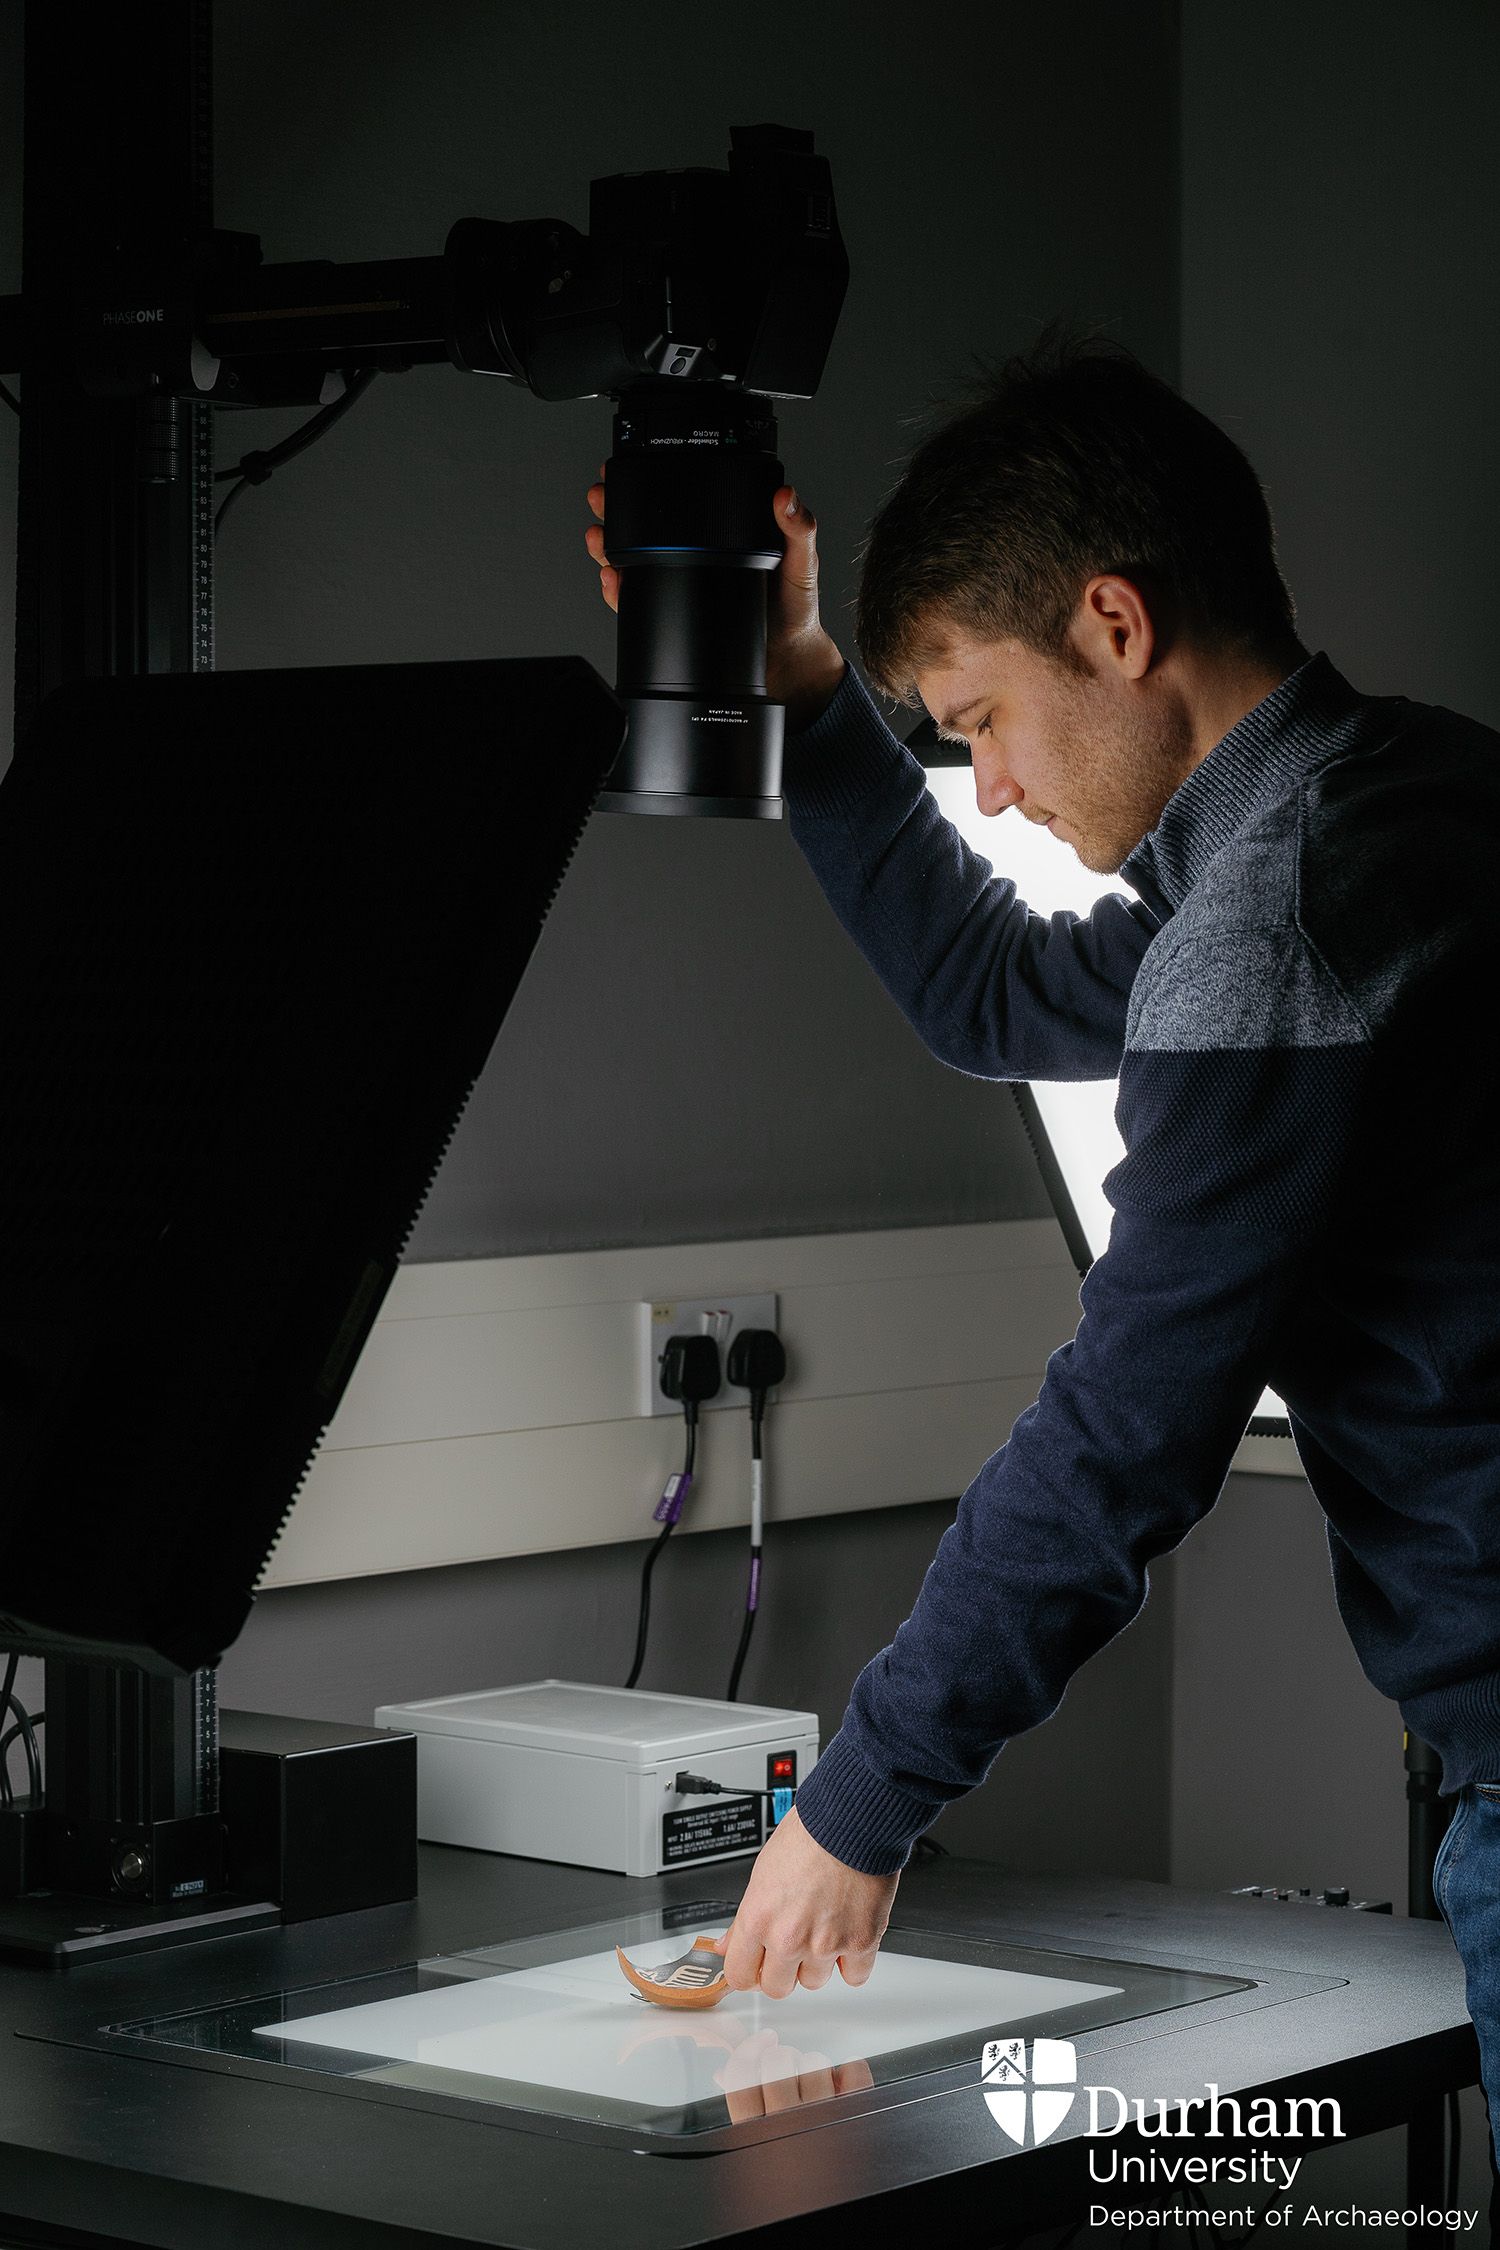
[654,1470,692,1525]
[747,1555,761,1612]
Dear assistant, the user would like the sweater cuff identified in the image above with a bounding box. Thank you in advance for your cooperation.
[793,1725,941,1875]
[780,666,922,824]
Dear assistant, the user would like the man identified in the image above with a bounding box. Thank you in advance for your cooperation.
[584,338,1500,2149]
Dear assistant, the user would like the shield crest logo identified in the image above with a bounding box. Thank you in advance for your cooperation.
[981,2037,1078,2145]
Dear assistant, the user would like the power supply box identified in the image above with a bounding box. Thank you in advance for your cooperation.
[372,1679,819,1877]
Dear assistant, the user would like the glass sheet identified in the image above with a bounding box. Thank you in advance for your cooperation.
[107,1900,1254,2140]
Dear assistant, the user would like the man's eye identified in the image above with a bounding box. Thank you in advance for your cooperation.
[975,714,994,738]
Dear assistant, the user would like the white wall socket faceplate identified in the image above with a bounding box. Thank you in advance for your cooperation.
[637,1294,779,1417]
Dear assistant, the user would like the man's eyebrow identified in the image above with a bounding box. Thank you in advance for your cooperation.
[935,695,987,734]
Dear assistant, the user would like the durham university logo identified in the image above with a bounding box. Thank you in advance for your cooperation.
[981,2037,1078,2146]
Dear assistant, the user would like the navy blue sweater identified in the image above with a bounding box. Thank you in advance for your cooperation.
[783,653,1500,1875]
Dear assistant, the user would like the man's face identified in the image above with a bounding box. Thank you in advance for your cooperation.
[913,620,1194,875]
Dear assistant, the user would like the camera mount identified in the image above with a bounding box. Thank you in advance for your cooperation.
[0,75,848,816]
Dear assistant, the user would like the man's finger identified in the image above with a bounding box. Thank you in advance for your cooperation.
[719,1927,766,1993]
[794,2057,837,2108]
[836,1947,880,1988]
[581,530,620,611]
[796,1957,834,1991]
[773,486,819,593]
[763,2069,811,2114]
[587,481,605,522]
[757,1947,806,2002]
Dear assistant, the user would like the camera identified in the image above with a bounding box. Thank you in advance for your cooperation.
[65,125,848,818]
[444,125,849,816]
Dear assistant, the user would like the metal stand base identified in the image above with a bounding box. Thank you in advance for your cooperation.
[0,1889,279,1969]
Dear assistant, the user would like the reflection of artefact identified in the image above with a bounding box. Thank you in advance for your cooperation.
[617,1935,731,2010]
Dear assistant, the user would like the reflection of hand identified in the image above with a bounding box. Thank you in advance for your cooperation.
[714,2026,876,2122]
[615,2009,749,2067]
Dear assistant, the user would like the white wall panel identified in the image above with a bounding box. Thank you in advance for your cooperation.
[259,1215,1297,1590]
[261,1221,1079,1587]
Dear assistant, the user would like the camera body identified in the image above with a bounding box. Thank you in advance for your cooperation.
[444,125,846,407]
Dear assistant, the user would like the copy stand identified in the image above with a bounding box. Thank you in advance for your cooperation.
[0,6,623,1965]
[0,655,623,1964]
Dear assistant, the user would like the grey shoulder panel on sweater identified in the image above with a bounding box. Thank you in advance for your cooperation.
[1126,792,1367,1054]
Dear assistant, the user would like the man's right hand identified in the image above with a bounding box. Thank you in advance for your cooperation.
[584,472,847,734]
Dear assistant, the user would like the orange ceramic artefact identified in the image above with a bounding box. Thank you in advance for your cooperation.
[616,1934,731,2009]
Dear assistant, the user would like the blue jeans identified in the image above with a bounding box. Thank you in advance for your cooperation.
[1433,1782,1500,2169]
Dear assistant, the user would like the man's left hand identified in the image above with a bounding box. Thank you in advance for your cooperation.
[710,1805,900,1998]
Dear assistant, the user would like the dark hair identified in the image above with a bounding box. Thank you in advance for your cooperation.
[855,333,1297,703]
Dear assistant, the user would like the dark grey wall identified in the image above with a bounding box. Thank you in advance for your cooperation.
[0,0,1178,1254]
[1170,1474,1406,1907]
[200,0,1182,1880]
[1181,0,1500,726]
[1,2,1182,1872]
[200,0,1180,1258]
[0,13,18,762]
[217,1497,1176,1882]
[1174,0,1500,1902]
[0,0,1490,1942]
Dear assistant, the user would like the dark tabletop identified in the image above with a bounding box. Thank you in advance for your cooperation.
[0,1844,1478,2250]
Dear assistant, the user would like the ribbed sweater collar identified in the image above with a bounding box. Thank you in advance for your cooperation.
[1121,651,1368,910]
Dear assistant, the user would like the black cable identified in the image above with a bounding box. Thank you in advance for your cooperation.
[1447,2084,1461,2203]
[212,365,379,484]
[212,365,379,541]
[623,1413,696,1692]
[0,1655,17,1807]
[672,1769,799,1840]
[0,379,20,417]
[724,1387,762,1702]
[0,1708,43,1805]
[624,1335,721,1691]
[0,1692,41,1808]
[725,1605,756,1706]
[213,476,249,538]
[675,1771,790,1807]
[1,1656,45,1808]
[623,1527,674,1691]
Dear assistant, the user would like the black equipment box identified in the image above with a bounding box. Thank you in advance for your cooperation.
[219,1710,417,1922]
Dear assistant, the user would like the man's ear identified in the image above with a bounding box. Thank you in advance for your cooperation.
[1077,575,1156,680]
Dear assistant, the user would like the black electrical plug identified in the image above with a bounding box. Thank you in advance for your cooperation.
[623,1332,723,1692]
[660,1333,722,1412]
[653,1331,721,1527]
[726,1328,785,1450]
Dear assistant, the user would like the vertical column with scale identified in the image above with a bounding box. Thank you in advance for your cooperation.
[14,0,223,1917]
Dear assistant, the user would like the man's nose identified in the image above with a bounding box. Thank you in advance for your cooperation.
[974,758,1020,818]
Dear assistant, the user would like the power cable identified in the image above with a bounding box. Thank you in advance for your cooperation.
[623,1333,721,1691]
[213,366,379,539]
[724,1328,786,1702]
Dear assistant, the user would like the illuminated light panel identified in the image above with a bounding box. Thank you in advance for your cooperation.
[924,769,1287,1432]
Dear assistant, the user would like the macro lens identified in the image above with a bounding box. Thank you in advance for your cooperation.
[597,384,785,818]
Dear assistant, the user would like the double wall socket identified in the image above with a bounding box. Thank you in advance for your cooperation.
[637,1294,779,1417]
